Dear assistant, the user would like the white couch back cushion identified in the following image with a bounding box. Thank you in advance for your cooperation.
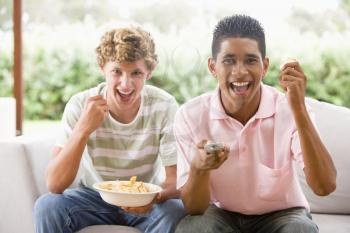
[299,98,350,214]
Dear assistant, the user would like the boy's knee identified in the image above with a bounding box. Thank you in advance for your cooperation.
[34,193,66,218]
[155,199,186,220]
[175,214,232,233]
[280,219,318,233]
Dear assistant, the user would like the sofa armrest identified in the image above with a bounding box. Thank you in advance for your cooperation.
[17,132,83,196]
[299,98,350,214]
[0,140,36,233]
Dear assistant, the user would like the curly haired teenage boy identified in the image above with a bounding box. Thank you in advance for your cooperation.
[34,27,185,233]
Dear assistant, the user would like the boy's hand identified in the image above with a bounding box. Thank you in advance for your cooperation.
[191,140,229,171]
[279,59,307,112]
[76,95,108,135]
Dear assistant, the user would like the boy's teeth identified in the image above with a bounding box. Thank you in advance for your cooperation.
[230,82,249,94]
[118,90,132,95]
[232,82,249,86]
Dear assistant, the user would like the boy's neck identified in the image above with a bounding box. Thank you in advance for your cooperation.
[108,98,141,124]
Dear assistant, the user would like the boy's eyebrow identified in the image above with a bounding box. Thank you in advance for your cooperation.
[246,53,260,59]
[222,54,235,59]
[222,53,260,59]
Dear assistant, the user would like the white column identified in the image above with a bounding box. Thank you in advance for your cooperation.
[0,97,16,139]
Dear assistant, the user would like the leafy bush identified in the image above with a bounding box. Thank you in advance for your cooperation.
[1,24,350,120]
[23,48,103,119]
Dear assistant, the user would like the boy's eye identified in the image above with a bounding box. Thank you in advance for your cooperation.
[246,58,257,64]
[132,71,143,76]
[223,59,234,65]
[112,69,121,75]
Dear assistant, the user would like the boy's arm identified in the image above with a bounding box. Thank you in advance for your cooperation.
[46,95,108,193]
[180,165,211,215]
[46,129,89,194]
[157,165,180,202]
[293,105,337,196]
[179,142,228,215]
[174,108,228,215]
[280,59,337,196]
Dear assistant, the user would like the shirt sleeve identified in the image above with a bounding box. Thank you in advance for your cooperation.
[174,107,198,190]
[291,103,318,168]
[55,95,83,148]
[158,98,179,167]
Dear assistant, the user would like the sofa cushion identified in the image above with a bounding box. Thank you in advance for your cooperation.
[299,99,350,214]
[312,213,350,233]
[76,225,142,233]
[17,133,56,197]
[18,131,82,197]
[0,140,36,233]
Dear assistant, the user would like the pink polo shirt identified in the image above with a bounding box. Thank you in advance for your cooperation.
[174,84,311,215]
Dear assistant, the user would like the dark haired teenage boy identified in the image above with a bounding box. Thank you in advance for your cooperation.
[174,15,336,233]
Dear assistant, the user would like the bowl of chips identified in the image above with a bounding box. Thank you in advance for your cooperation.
[93,176,162,207]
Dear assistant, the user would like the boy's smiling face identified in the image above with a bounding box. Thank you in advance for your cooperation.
[102,59,151,112]
[209,37,269,121]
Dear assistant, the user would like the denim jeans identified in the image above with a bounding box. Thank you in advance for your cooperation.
[175,204,319,233]
[34,185,186,233]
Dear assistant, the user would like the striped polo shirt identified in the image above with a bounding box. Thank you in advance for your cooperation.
[56,83,178,188]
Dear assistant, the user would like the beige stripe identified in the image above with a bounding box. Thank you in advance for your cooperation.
[90,145,159,160]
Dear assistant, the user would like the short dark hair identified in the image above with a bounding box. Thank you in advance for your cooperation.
[212,15,266,59]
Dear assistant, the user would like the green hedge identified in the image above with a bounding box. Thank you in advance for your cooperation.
[1,48,349,120]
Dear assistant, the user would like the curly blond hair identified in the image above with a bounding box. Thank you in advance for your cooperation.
[96,27,158,70]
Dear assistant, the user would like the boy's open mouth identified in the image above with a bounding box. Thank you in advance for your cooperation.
[116,89,134,102]
[230,81,250,95]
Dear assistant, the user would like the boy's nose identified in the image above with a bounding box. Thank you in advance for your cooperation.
[231,63,248,75]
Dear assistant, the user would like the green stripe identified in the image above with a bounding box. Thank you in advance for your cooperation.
[92,153,157,169]
[88,135,160,151]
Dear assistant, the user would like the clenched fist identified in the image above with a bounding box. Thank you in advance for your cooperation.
[279,59,307,112]
[75,95,109,135]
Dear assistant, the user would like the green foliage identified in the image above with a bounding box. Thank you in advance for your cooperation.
[2,0,350,122]
[1,16,350,120]
[341,0,350,16]
[23,48,102,120]
[263,57,350,108]
[1,46,349,120]
[150,54,217,104]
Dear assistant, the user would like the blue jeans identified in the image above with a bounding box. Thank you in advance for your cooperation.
[34,185,186,233]
[175,205,319,233]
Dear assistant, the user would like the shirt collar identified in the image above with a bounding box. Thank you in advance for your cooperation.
[254,84,276,119]
[209,83,276,120]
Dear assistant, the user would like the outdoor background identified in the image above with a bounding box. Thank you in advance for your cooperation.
[1,0,350,133]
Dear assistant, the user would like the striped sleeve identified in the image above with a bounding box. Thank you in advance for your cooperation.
[55,94,83,147]
[158,98,179,166]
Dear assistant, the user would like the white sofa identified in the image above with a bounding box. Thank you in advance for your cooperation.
[1,98,350,233]
[0,128,141,233]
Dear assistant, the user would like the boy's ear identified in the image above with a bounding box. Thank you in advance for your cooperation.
[262,57,270,78]
[99,65,105,75]
[208,58,217,78]
[146,71,153,80]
